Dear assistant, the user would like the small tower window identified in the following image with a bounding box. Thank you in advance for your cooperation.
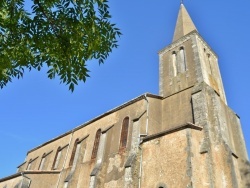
[119,117,130,150]
[156,182,167,188]
[207,53,213,75]
[178,47,187,72]
[172,51,177,76]
[69,139,80,166]
[91,129,102,159]
[52,147,62,170]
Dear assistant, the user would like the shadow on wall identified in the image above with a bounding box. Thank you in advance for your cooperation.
[241,160,250,188]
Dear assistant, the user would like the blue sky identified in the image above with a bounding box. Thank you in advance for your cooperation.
[0,0,249,178]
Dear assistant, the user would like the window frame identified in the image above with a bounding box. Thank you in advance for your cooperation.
[69,138,80,167]
[52,147,62,170]
[119,117,130,151]
[38,153,46,170]
[91,129,102,159]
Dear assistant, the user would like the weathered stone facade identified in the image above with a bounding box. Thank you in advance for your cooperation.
[1,3,249,188]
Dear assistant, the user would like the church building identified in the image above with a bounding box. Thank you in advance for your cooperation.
[0,3,249,188]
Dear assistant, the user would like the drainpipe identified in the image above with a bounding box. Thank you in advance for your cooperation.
[21,172,32,187]
[56,130,74,188]
[138,94,149,188]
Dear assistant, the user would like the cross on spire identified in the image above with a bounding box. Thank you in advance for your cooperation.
[181,0,184,4]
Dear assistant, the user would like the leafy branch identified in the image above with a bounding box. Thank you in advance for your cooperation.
[0,0,121,92]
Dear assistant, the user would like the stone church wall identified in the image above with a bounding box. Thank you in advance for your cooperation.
[6,96,166,187]
[141,129,190,187]
[162,87,194,130]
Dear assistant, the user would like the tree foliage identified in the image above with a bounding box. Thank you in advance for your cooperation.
[0,0,121,91]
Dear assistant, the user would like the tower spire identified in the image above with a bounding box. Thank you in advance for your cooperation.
[172,4,197,42]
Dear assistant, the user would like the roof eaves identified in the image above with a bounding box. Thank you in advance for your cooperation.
[27,93,162,154]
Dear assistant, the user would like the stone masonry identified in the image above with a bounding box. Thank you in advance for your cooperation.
[0,3,249,188]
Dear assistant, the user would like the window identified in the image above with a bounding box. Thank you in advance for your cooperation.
[38,153,46,170]
[52,147,62,170]
[26,159,32,170]
[119,117,129,150]
[91,129,101,159]
[69,139,80,166]
[207,53,213,75]
[157,182,167,188]
[178,47,187,72]
[26,157,38,170]
[63,182,69,188]
[172,51,177,76]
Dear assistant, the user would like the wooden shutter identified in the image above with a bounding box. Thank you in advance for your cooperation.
[119,117,129,149]
[91,129,101,159]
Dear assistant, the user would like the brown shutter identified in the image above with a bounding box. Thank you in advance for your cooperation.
[119,117,129,150]
[91,129,101,159]
[69,139,79,166]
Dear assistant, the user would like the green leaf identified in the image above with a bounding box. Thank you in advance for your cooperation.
[0,0,121,92]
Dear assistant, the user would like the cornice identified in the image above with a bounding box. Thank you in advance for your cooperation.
[27,93,163,154]
[158,30,218,58]
[0,171,60,182]
[142,122,202,142]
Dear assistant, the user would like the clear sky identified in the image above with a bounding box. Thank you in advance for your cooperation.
[0,0,249,178]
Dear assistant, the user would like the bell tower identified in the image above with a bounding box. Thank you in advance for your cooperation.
[159,3,227,104]
[158,3,249,187]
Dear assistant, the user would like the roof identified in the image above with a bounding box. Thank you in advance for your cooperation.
[27,93,163,154]
[172,3,197,42]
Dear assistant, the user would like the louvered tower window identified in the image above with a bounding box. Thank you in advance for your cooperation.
[119,117,129,150]
[91,129,101,159]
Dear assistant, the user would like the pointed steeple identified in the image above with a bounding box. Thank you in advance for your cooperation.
[172,3,197,42]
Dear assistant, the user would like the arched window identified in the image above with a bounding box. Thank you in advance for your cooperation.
[26,157,38,170]
[91,129,101,159]
[172,51,177,77]
[26,159,32,170]
[178,47,187,73]
[207,53,213,75]
[69,139,79,166]
[38,153,46,170]
[52,147,61,170]
[119,117,129,150]
[157,182,167,188]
